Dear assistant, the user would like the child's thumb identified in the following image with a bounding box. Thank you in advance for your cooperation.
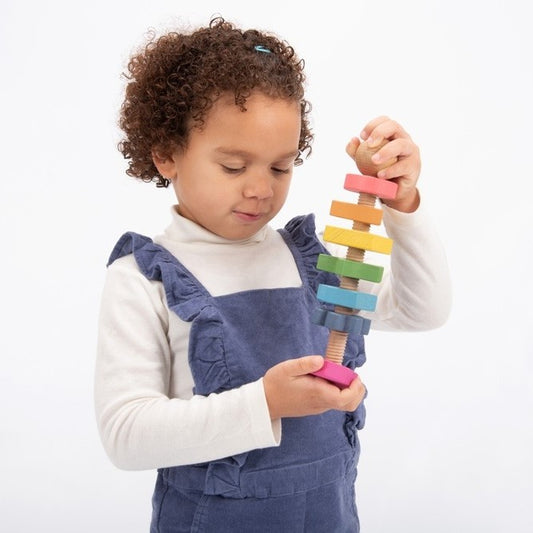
[291,356,325,377]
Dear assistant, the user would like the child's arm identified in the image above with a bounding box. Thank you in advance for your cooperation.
[96,256,367,470]
[96,259,366,469]
[95,257,280,470]
[360,204,452,330]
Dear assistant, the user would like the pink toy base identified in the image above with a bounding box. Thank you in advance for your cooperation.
[311,360,358,389]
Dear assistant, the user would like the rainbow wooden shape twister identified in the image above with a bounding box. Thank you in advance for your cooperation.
[311,140,398,389]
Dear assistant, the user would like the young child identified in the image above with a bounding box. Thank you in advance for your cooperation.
[95,17,451,532]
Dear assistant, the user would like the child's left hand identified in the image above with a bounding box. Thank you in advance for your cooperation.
[346,116,421,213]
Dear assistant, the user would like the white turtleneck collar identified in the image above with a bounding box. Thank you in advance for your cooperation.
[162,206,269,246]
[153,206,302,297]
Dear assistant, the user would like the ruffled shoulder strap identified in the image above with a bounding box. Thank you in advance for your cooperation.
[278,214,338,291]
[107,232,211,321]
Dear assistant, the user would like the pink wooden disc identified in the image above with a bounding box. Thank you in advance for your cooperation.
[344,173,398,200]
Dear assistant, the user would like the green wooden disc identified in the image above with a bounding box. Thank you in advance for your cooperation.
[317,254,384,283]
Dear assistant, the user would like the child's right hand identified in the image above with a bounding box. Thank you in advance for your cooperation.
[263,356,366,420]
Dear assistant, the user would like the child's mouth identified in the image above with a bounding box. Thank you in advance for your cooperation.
[233,210,262,222]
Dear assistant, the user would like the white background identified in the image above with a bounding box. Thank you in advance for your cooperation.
[1,1,532,531]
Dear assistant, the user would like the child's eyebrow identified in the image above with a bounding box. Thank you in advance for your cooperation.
[215,147,300,160]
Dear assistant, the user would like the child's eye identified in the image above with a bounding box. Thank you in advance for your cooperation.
[271,167,290,174]
[222,165,244,174]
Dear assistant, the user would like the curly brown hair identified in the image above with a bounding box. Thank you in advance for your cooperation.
[118,16,313,187]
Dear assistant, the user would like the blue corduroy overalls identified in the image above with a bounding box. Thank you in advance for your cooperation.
[108,215,367,533]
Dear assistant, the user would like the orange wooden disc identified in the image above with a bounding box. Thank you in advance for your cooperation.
[330,200,383,225]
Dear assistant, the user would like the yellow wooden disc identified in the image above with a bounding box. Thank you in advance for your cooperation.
[323,225,393,254]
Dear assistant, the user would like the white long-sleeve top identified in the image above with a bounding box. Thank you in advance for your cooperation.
[95,203,451,471]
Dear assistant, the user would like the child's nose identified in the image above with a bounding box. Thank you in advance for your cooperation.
[243,172,274,199]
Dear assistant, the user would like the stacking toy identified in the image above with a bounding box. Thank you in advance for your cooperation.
[311,140,398,388]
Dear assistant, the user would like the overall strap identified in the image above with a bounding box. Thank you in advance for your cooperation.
[107,231,211,322]
[278,214,339,292]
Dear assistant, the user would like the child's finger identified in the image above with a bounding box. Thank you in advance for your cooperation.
[376,157,417,181]
[366,119,410,148]
[288,356,326,377]
[360,115,390,141]
[345,137,361,161]
[371,138,416,169]
[338,376,366,411]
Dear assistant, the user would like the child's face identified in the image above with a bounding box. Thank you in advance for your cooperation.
[161,92,301,240]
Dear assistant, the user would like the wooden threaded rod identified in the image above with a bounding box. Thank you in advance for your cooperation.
[324,140,394,365]
[324,191,377,364]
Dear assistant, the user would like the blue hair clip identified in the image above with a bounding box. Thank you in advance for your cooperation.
[254,45,272,54]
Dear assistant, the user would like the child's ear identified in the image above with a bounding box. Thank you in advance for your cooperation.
[152,149,177,180]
